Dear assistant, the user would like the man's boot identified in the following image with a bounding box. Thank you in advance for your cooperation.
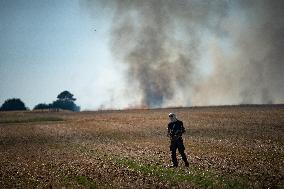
[185,161,189,167]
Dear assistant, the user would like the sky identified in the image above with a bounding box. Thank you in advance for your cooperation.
[0,0,129,110]
[1,0,283,110]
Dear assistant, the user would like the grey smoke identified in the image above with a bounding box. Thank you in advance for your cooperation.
[83,0,284,107]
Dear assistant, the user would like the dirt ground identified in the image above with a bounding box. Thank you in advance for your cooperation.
[0,105,283,188]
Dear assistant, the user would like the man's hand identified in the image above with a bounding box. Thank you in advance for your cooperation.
[171,134,181,141]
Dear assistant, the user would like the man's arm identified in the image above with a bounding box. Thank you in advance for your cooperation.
[167,124,171,137]
[181,121,185,134]
[173,121,185,137]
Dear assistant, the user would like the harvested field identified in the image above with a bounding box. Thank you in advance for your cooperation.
[0,105,283,188]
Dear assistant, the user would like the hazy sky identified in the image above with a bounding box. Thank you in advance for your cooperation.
[0,0,128,110]
[1,0,283,110]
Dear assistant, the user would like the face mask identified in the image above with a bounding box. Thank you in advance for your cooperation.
[169,115,177,122]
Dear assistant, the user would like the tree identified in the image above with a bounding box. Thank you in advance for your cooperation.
[0,98,27,111]
[52,100,80,112]
[52,91,80,112]
[33,103,50,110]
[57,91,76,101]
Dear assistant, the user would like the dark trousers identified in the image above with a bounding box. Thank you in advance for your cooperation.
[170,138,188,166]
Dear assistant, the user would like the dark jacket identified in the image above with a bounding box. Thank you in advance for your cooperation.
[168,120,185,140]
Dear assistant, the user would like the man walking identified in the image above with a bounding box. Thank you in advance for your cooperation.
[167,113,189,168]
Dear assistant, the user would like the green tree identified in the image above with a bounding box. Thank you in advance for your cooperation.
[33,103,50,110]
[0,98,27,111]
[52,91,80,112]
[57,91,76,101]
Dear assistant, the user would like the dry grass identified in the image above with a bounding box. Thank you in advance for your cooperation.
[0,105,283,188]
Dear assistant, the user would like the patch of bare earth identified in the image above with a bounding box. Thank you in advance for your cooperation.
[0,105,283,188]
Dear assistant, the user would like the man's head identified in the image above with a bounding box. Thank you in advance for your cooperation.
[169,112,177,122]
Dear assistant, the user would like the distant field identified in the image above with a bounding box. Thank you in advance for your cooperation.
[0,105,283,188]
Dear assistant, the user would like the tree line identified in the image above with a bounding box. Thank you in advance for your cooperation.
[0,91,80,112]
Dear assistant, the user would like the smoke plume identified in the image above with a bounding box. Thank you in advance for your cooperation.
[84,0,284,108]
